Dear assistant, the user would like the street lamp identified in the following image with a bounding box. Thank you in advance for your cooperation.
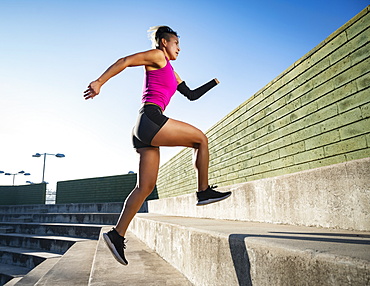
[32,153,65,183]
[2,170,31,186]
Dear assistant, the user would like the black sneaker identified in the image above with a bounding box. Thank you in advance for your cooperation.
[196,185,231,206]
[103,228,128,265]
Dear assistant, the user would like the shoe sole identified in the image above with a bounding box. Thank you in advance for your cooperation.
[103,233,128,265]
[196,192,231,206]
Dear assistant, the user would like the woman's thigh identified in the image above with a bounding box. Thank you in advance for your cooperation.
[151,118,207,148]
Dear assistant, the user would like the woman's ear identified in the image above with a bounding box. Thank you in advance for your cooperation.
[160,37,167,48]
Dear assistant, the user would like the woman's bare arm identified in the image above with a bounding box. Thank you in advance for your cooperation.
[84,49,165,100]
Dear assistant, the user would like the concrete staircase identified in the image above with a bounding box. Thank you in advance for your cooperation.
[0,203,118,285]
[0,158,368,285]
[127,158,370,286]
[0,202,192,286]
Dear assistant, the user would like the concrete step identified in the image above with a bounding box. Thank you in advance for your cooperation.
[0,227,14,234]
[129,213,370,286]
[0,222,103,239]
[149,158,370,232]
[0,201,148,215]
[0,246,61,269]
[3,276,22,286]
[3,257,60,286]
[1,216,33,224]
[89,226,193,286]
[32,239,98,286]
[0,213,120,225]
[0,233,90,254]
[0,205,48,214]
[0,263,30,286]
[0,203,123,214]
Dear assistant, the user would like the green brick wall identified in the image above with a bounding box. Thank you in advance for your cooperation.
[0,183,46,205]
[157,6,370,198]
[56,173,158,204]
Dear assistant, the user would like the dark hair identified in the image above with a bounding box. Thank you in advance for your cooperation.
[148,26,179,49]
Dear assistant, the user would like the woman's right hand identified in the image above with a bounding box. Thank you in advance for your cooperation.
[84,80,102,100]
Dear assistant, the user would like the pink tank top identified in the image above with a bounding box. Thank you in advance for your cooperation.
[142,58,178,111]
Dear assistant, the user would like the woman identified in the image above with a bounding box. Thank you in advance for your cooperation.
[84,26,231,265]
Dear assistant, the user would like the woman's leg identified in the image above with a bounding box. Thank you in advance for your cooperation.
[115,147,160,237]
[151,118,209,191]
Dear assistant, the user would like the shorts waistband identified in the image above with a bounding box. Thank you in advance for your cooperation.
[143,102,163,111]
[140,102,164,113]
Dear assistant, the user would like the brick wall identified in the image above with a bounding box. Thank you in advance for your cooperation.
[0,183,46,205]
[56,173,158,204]
[156,6,370,198]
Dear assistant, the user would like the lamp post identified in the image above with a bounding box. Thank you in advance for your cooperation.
[32,153,65,183]
[1,170,31,186]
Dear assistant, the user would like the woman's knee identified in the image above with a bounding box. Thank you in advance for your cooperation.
[133,184,155,200]
[141,187,155,199]
[193,132,208,149]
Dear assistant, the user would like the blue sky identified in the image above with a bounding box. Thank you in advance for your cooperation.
[0,0,368,188]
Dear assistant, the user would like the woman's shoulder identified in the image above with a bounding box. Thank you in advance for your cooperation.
[145,49,167,70]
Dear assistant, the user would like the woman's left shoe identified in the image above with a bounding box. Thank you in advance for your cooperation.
[196,185,231,206]
[103,228,128,265]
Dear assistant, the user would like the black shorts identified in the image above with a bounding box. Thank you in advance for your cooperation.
[132,104,169,149]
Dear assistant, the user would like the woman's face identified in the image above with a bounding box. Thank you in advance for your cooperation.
[163,35,180,60]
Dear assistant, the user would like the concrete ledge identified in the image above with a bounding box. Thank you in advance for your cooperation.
[149,158,370,231]
[129,213,370,286]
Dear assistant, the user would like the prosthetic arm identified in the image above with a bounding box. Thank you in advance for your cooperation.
[177,79,218,101]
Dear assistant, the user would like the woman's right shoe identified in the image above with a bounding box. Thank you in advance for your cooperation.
[103,228,128,265]
[196,185,232,206]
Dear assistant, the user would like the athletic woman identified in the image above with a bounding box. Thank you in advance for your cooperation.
[84,26,231,265]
